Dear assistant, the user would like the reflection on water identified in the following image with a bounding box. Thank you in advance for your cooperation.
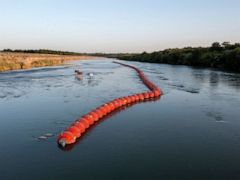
[75,74,83,81]
[0,59,240,179]
[190,68,240,91]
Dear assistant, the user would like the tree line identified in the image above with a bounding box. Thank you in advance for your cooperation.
[116,42,240,72]
[2,49,85,56]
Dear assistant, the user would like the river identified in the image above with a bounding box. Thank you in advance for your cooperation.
[0,58,240,179]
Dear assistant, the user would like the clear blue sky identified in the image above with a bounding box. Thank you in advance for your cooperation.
[0,0,240,53]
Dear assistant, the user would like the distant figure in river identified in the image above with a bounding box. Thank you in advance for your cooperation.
[75,70,83,81]
[75,70,83,75]
[87,73,94,78]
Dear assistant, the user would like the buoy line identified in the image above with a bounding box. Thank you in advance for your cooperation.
[59,96,160,151]
[57,61,162,147]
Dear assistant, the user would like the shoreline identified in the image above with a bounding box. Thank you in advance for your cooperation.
[0,52,98,72]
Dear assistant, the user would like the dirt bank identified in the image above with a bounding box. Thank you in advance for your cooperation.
[0,52,96,72]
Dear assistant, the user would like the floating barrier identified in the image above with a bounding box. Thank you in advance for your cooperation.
[57,61,162,147]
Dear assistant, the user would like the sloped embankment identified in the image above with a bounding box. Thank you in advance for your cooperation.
[0,52,95,72]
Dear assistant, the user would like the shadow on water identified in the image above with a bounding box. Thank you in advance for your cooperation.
[58,96,161,151]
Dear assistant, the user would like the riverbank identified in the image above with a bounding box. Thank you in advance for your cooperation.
[0,52,96,72]
[115,42,240,72]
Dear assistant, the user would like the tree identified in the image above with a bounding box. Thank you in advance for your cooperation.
[222,41,230,49]
[210,42,222,51]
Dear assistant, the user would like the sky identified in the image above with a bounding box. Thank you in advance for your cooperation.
[0,0,240,53]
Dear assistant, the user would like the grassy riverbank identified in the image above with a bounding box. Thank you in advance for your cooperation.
[0,52,95,72]
[115,42,240,72]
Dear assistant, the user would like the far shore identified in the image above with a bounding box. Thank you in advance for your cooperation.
[0,52,98,72]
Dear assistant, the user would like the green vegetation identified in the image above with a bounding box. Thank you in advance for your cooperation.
[116,42,240,72]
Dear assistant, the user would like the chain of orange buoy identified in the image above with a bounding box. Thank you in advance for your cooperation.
[57,61,162,147]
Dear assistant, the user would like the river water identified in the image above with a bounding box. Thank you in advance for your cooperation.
[0,58,240,180]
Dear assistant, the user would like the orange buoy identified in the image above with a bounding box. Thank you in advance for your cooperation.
[138,93,144,101]
[103,104,111,113]
[156,88,161,95]
[130,95,136,102]
[116,99,123,107]
[84,115,94,125]
[72,121,86,133]
[98,107,106,115]
[133,94,139,101]
[80,118,90,128]
[58,131,76,147]
[89,112,99,121]
[95,109,104,118]
[153,89,160,97]
[99,107,107,116]
[143,92,150,99]
[108,102,115,111]
[117,99,122,106]
[121,97,127,105]
[148,91,154,98]
[113,100,120,108]
[67,126,81,138]
[117,98,124,106]
[126,96,132,104]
